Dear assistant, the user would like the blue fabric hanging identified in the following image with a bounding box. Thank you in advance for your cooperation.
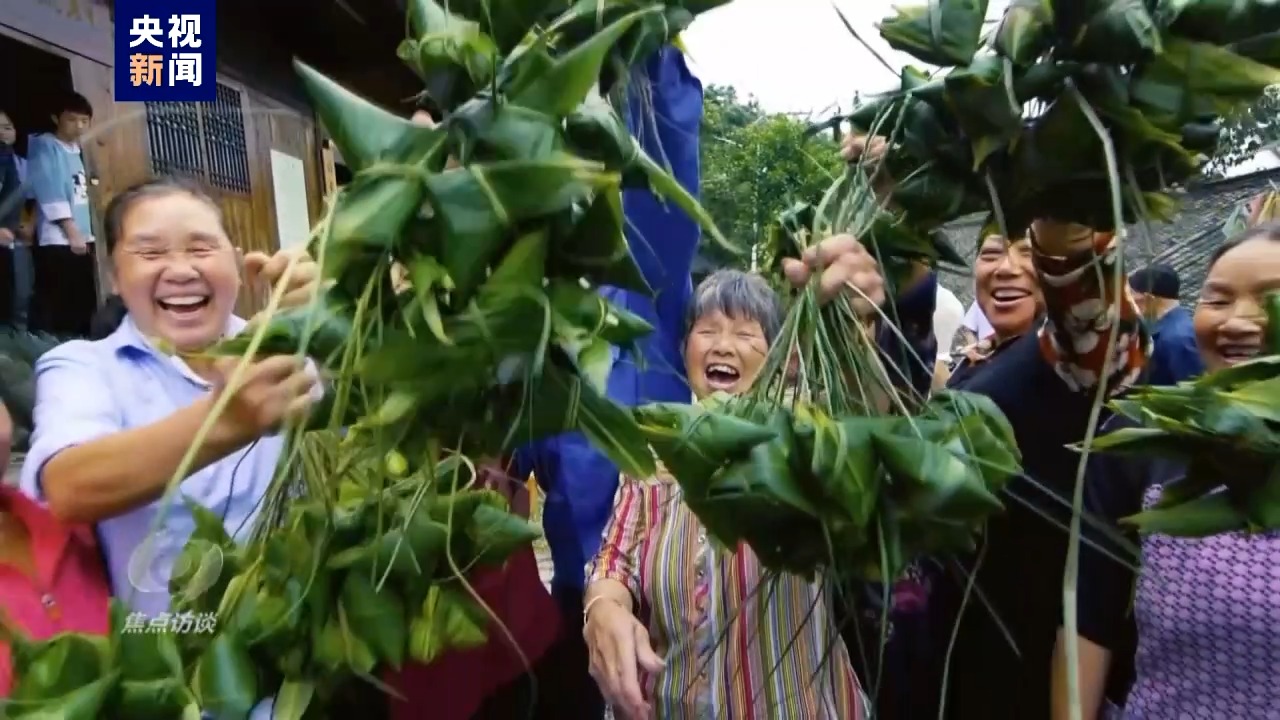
[515,47,703,593]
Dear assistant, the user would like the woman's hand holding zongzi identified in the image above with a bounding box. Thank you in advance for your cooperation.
[781,234,887,314]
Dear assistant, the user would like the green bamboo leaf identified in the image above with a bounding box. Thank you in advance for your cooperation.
[484,228,549,290]
[211,302,358,369]
[1087,426,1199,456]
[1223,375,1280,424]
[472,104,564,161]
[117,679,191,720]
[994,0,1053,63]
[326,175,429,257]
[1157,0,1280,45]
[1123,490,1249,537]
[439,0,560,53]
[530,352,656,478]
[400,0,497,109]
[469,503,543,565]
[876,422,1005,519]
[294,60,447,173]
[1067,0,1161,63]
[424,156,618,299]
[340,571,408,667]
[564,98,639,172]
[408,585,489,665]
[548,279,653,348]
[943,56,1023,169]
[401,251,455,343]
[271,680,316,720]
[737,410,818,516]
[878,0,990,67]
[632,149,737,254]
[635,401,777,494]
[508,8,654,116]
[10,633,112,701]
[797,412,885,532]
[1193,354,1280,391]
[117,624,184,682]
[6,671,120,720]
[560,95,736,258]
[1266,291,1280,354]
[192,634,258,720]
[551,190,652,294]
[1131,38,1280,129]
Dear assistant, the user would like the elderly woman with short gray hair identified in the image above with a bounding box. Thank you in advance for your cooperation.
[581,269,867,720]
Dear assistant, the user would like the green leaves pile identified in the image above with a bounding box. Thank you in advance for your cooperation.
[1090,293,1280,537]
[636,390,1022,579]
[4,436,541,720]
[3,602,199,719]
[219,0,736,482]
[830,0,1280,243]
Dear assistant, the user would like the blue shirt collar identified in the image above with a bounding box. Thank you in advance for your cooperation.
[106,313,248,356]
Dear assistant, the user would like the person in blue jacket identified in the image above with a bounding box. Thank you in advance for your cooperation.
[1129,264,1203,385]
[513,47,704,718]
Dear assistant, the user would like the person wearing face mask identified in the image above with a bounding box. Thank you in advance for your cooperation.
[1052,222,1280,720]
[822,134,1151,720]
[582,269,877,720]
[20,178,318,650]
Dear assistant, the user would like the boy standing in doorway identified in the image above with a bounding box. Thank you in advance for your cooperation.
[28,91,95,338]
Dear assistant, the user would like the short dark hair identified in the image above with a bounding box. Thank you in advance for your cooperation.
[1129,263,1180,299]
[54,91,93,119]
[103,177,222,253]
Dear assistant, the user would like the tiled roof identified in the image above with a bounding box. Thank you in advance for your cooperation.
[935,167,1280,308]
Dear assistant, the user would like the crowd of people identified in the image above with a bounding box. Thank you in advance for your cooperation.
[0,90,99,338]
[0,52,1276,720]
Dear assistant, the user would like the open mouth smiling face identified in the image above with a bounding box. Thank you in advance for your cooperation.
[704,361,742,393]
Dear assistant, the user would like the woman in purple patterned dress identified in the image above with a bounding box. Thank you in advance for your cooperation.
[1053,222,1280,719]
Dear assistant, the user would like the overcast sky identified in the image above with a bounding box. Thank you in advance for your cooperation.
[682,0,1011,116]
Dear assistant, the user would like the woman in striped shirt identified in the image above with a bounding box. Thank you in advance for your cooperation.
[584,264,878,720]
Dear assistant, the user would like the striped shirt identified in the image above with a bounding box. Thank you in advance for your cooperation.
[588,468,865,719]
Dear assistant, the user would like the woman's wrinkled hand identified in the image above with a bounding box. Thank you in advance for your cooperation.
[585,599,664,720]
[840,133,887,165]
[781,234,886,313]
[243,247,320,311]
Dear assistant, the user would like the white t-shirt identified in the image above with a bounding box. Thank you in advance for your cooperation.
[962,302,995,342]
[933,286,965,360]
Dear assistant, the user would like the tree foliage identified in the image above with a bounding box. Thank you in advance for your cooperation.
[696,85,843,275]
[1203,85,1280,178]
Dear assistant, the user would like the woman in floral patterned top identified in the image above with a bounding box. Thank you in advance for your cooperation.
[583,268,875,720]
[1054,222,1280,720]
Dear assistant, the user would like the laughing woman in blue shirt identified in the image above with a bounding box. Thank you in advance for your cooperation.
[21,177,318,631]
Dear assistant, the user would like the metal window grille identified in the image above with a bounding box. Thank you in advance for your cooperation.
[145,82,251,193]
[202,84,251,193]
